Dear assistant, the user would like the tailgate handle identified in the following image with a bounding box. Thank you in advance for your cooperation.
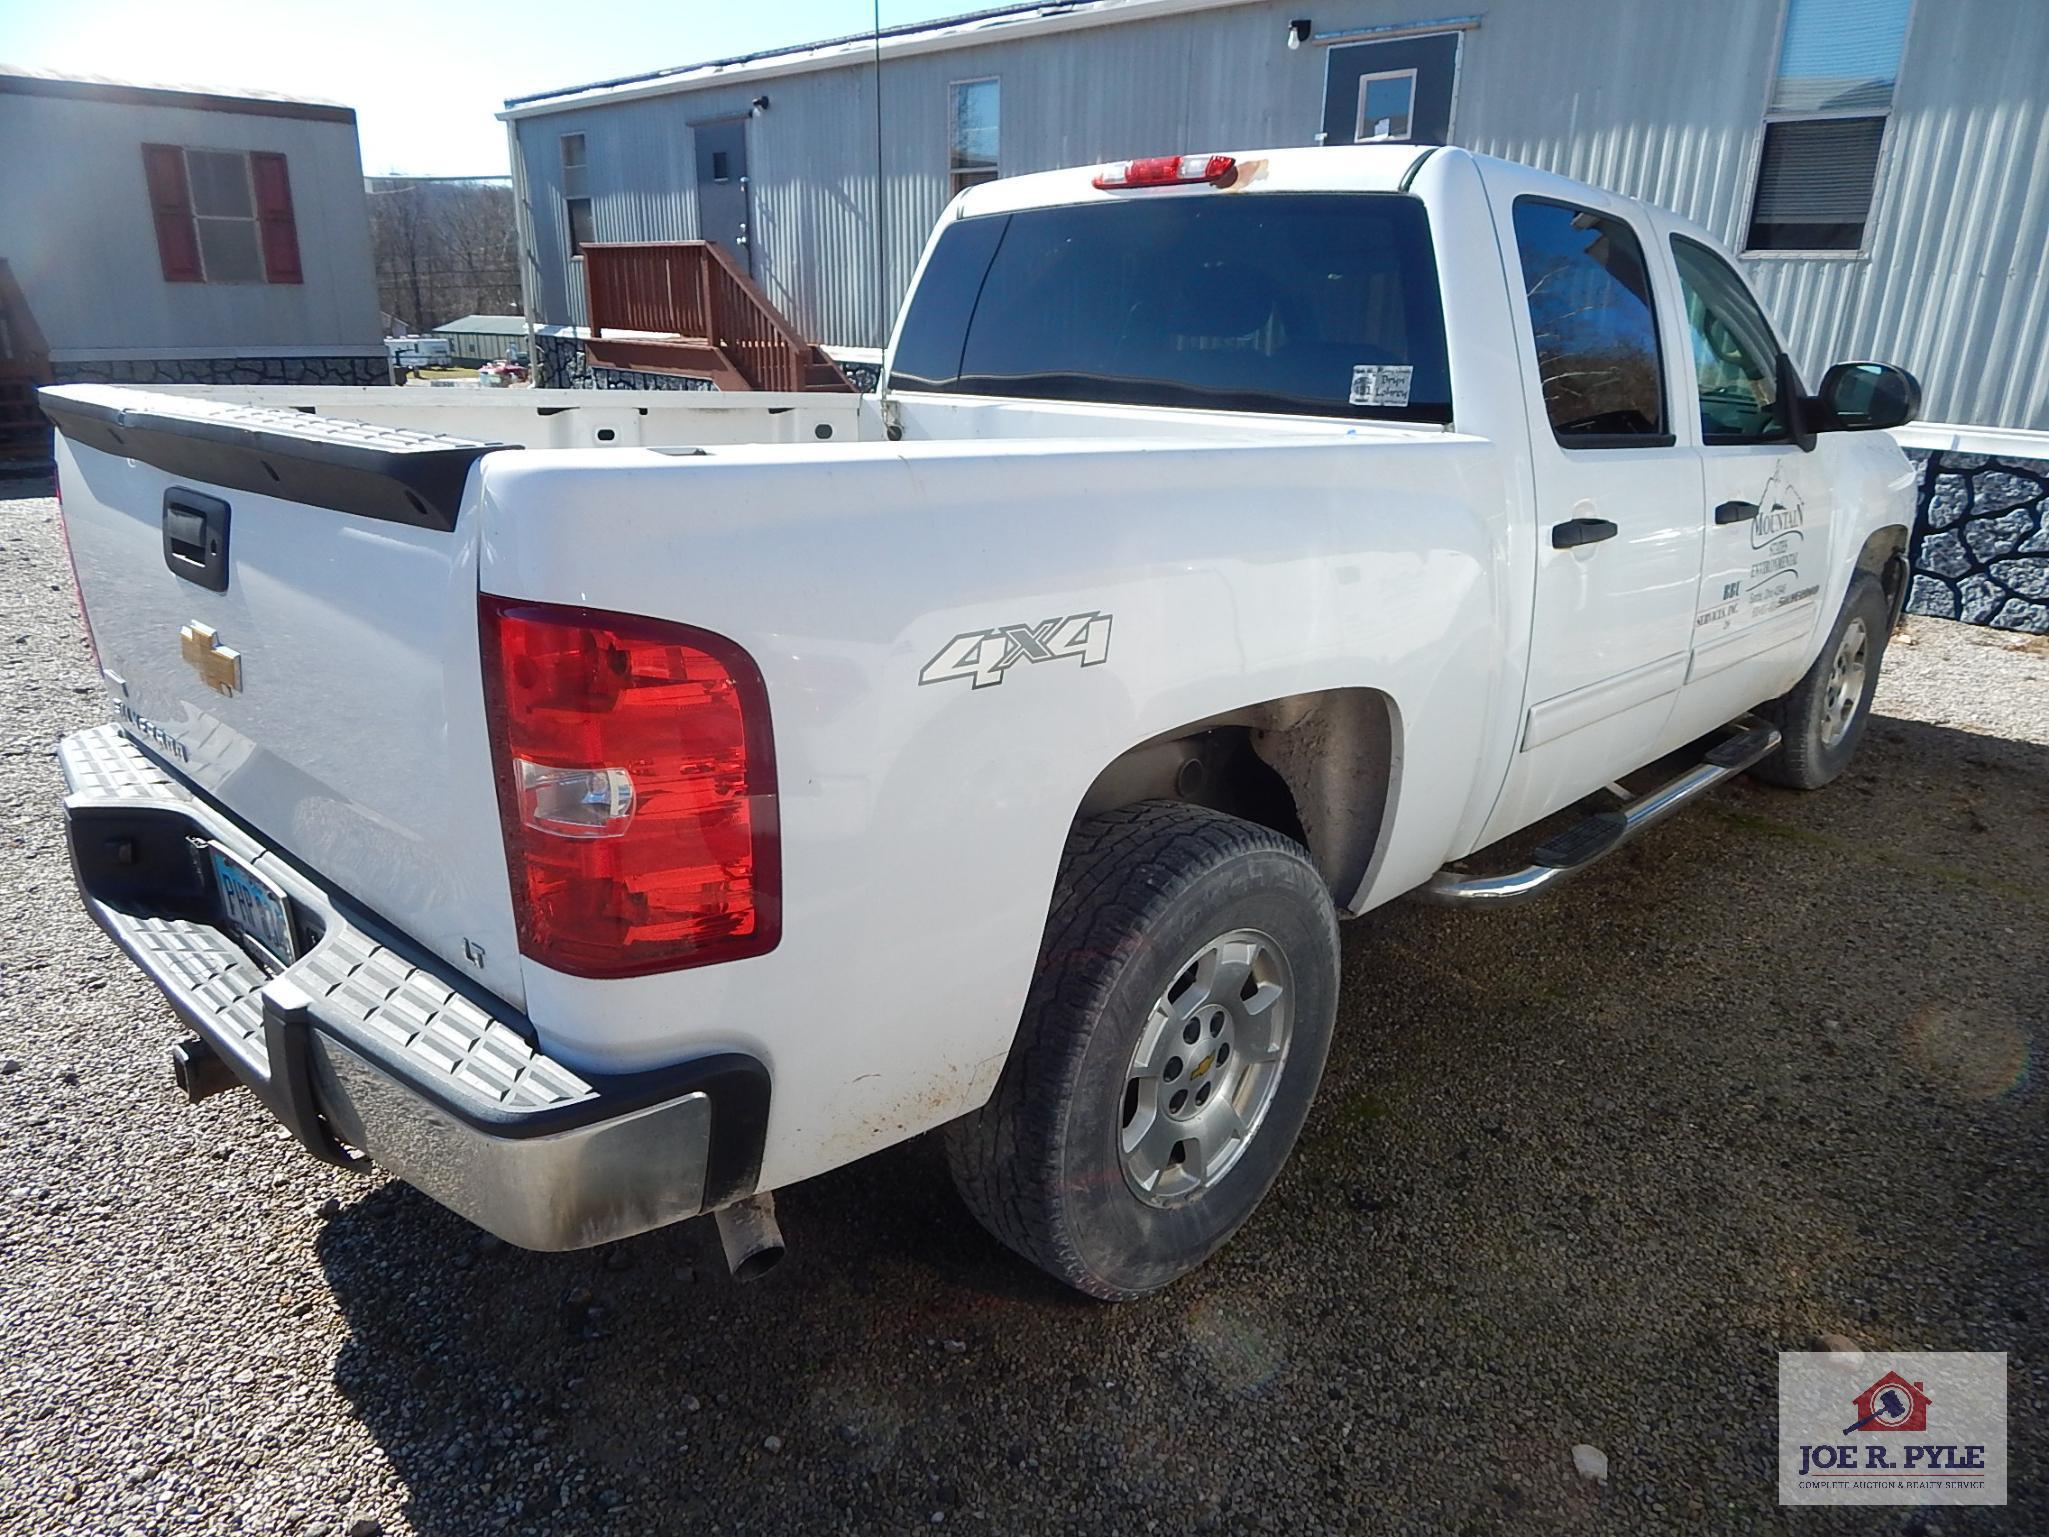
[162,489,231,592]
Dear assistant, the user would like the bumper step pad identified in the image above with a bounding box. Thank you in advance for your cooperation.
[57,724,766,1249]
[60,726,588,1117]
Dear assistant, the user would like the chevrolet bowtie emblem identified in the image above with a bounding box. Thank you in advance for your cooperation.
[179,622,242,696]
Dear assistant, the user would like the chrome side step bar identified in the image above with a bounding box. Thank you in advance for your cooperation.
[1414,716,1782,908]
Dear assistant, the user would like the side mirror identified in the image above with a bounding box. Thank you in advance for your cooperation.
[1815,361,1922,433]
[1775,351,1817,453]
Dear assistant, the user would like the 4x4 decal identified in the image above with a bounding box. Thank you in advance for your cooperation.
[918,611,1113,689]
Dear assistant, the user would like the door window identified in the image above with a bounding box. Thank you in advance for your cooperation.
[1670,236,1787,443]
[1511,198,1669,446]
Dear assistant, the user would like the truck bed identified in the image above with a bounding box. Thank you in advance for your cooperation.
[44,377,1497,1194]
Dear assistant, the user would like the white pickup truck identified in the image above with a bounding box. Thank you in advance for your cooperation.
[47,146,1920,1299]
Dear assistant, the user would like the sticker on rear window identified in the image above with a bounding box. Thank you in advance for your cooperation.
[1350,365,1413,408]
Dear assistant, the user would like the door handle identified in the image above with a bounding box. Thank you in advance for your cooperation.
[1552,517,1619,549]
[162,488,231,591]
[1715,499,1760,525]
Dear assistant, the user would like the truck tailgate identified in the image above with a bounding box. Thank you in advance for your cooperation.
[43,385,528,1006]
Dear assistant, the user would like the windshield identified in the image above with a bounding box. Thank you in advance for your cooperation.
[890,192,1453,423]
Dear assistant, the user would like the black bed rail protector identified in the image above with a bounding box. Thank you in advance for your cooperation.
[38,386,520,532]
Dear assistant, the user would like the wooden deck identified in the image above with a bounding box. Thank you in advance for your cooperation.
[582,241,851,393]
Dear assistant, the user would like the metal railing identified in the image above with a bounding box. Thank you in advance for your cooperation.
[582,241,844,393]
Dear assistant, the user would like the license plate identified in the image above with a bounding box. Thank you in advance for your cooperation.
[209,846,296,966]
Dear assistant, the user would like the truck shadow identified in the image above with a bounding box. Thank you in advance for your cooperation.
[311,711,2049,1536]
[312,1128,1090,1534]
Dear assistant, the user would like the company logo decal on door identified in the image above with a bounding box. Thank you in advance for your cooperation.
[1747,473,1819,611]
[1695,470,1822,633]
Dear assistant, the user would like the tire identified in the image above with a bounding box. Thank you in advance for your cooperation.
[1751,572,1890,789]
[945,801,1340,1300]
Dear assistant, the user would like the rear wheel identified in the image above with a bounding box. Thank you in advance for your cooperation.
[1751,572,1890,789]
[945,802,1340,1300]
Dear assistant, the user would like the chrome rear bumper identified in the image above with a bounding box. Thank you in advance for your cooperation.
[58,724,767,1250]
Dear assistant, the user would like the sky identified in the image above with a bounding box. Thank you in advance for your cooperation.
[0,0,971,175]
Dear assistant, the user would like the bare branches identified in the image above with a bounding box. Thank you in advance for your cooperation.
[367,178,520,332]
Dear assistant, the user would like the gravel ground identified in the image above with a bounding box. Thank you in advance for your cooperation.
[1,474,2043,1536]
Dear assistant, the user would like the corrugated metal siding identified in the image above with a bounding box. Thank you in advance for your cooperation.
[0,92,381,355]
[514,0,1404,346]
[1456,0,2049,432]
[513,0,2049,429]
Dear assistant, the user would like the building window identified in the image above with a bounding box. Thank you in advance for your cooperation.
[1746,0,1913,253]
[561,133,593,257]
[141,144,301,285]
[948,79,999,196]
[1353,69,1417,143]
[1512,197,1669,445]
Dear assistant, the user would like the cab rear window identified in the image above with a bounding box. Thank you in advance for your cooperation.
[890,193,1452,423]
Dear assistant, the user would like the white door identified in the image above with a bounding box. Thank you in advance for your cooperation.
[1475,168,1706,843]
[1658,229,1837,737]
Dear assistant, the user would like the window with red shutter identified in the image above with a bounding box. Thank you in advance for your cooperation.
[141,143,203,282]
[249,152,303,284]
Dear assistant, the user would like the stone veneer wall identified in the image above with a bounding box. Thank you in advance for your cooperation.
[54,355,390,387]
[0,356,377,469]
[531,332,712,392]
[1904,450,2049,634]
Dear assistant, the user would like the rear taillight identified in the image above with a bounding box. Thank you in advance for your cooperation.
[480,596,780,979]
[1091,154,1237,190]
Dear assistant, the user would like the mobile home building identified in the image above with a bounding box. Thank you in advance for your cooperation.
[0,66,385,390]
[501,0,2049,434]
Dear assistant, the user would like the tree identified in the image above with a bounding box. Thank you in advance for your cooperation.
[367,177,521,332]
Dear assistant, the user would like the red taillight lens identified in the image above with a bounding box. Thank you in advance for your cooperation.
[1091,154,1236,190]
[480,596,780,978]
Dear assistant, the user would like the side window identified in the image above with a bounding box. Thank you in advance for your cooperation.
[948,79,999,196]
[1512,198,1668,445]
[141,144,301,285]
[1745,0,1911,252]
[1353,69,1417,142]
[1670,236,1786,443]
[561,134,592,258]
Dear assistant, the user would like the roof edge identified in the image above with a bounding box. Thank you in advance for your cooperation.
[0,68,355,124]
[498,0,1251,121]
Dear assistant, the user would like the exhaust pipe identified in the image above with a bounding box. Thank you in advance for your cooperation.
[713,1193,785,1281]
[170,1037,238,1103]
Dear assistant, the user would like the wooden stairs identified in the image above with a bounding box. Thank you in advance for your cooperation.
[0,259,53,464]
[581,241,852,393]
